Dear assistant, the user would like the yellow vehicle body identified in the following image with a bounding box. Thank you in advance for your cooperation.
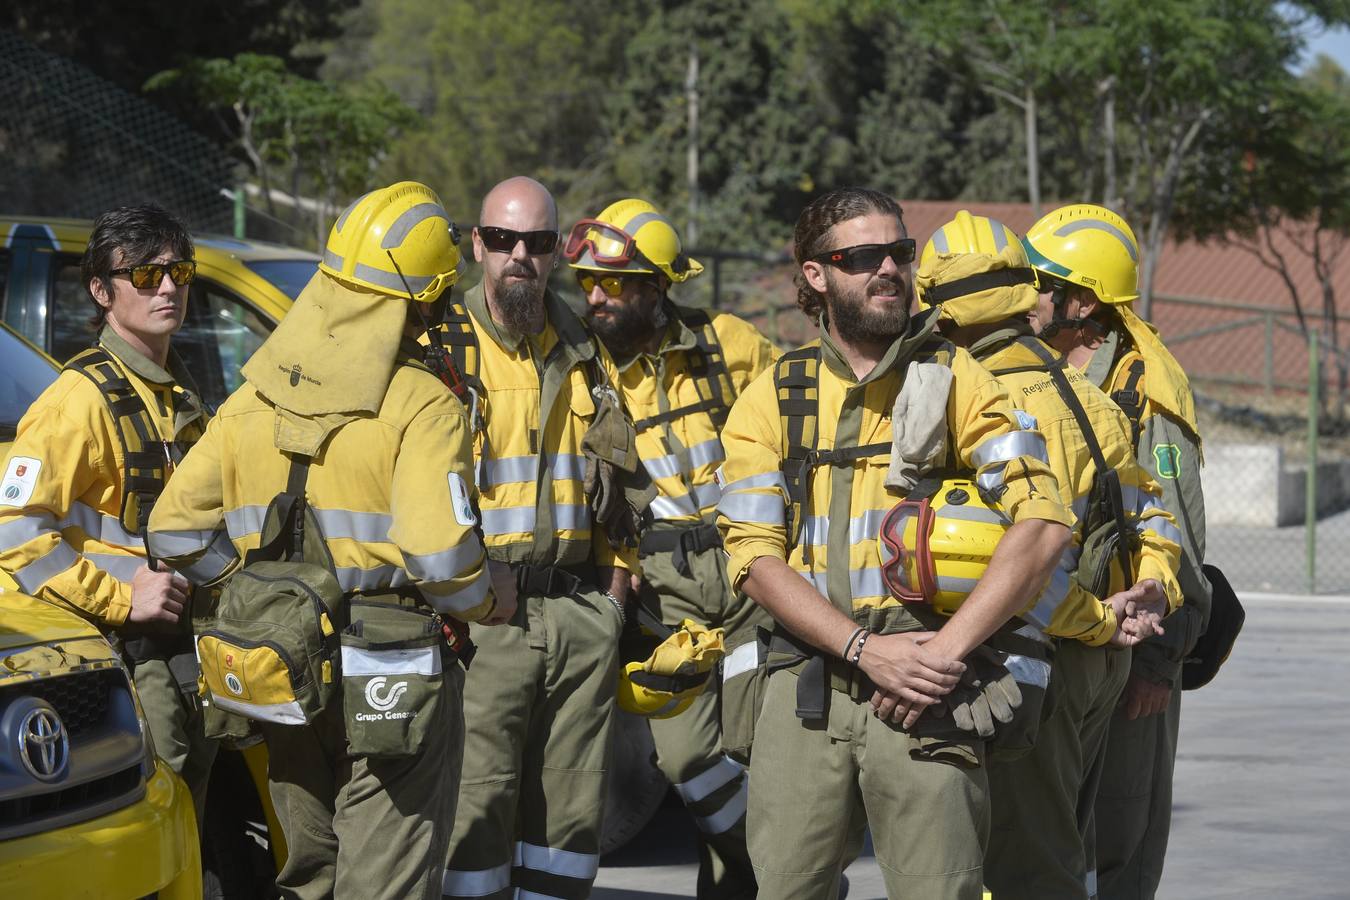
[0,592,201,899]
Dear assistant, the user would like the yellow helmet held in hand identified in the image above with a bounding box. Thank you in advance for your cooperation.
[916,210,1039,327]
[617,617,726,718]
[319,181,463,302]
[1022,204,1140,306]
[878,477,1011,616]
[564,198,704,284]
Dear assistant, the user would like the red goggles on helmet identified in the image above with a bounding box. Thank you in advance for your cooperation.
[563,219,641,267]
[878,496,938,605]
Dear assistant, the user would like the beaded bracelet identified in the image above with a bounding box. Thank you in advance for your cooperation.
[850,630,870,666]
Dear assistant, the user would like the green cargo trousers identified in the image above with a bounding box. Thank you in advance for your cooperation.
[442,585,622,900]
[1092,684,1182,900]
[640,526,771,900]
[984,640,1131,899]
[748,666,989,900]
[260,664,465,900]
[134,656,219,823]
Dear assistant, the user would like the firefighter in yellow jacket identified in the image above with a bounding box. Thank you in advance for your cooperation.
[147,182,495,900]
[0,205,217,815]
[916,210,1183,899]
[716,187,1075,899]
[437,177,642,900]
[566,198,778,899]
[1025,204,1212,900]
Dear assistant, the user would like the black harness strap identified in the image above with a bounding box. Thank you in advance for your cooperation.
[1112,359,1146,453]
[630,307,734,433]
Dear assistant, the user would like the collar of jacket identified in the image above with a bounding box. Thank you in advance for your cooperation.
[1082,326,1121,388]
[98,327,206,430]
[966,319,1035,362]
[817,305,942,387]
[464,281,595,365]
[613,299,694,373]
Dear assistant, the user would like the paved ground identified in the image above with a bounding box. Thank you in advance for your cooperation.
[592,594,1350,899]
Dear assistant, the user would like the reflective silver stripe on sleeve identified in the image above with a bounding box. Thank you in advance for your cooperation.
[1024,566,1070,631]
[420,568,491,615]
[644,438,726,480]
[673,756,743,805]
[1013,622,1050,645]
[442,862,512,898]
[84,553,143,584]
[715,491,785,526]
[149,528,237,584]
[59,502,143,547]
[313,509,394,543]
[480,455,537,489]
[13,541,81,592]
[334,565,411,594]
[340,644,441,677]
[651,493,698,520]
[696,779,748,835]
[718,470,788,495]
[403,540,483,582]
[971,430,1049,467]
[1005,653,1051,688]
[0,512,61,550]
[1141,516,1184,546]
[225,505,267,539]
[514,841,600,880]
[722,640,761,682]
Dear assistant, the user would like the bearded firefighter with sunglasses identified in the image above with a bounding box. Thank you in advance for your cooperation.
[916,210,1182,899]
[1026,204,1215,900]
[715,187,1074,898]
[565,199,779,899]
[0,205,218,817]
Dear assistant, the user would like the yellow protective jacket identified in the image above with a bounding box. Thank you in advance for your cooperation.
[146,340,492,622]
[437,283,638,573]
[974,327,1183,645]
[606,303,779,525]
[717,314,1073,617]
[0,329,207,626]
[1084,324,1211,685]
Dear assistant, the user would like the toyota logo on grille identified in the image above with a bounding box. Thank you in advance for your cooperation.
[18,706,69,781]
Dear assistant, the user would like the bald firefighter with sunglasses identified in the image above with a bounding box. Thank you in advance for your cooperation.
[0,205,218,818]
[566,199,779,899]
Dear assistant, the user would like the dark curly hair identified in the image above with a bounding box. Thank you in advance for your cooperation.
[82,205,194,329]
[792,188,905,321]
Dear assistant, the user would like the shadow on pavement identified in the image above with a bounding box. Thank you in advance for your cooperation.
[592,890,691,900]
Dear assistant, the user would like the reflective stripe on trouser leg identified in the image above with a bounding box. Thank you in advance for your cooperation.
[444,615,540,900]
[510,587,621,899]
[984,640,1129,900]
[1093,679,1181,900]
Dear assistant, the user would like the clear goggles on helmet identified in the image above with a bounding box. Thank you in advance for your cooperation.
[563,219,642,268]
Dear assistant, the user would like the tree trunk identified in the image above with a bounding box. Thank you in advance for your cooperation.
[1025,85,1041,217]
[1101,80,1117,208]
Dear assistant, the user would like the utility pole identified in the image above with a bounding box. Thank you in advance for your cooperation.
[686,43,699,249]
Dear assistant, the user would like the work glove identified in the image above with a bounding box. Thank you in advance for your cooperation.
[884,362,953,494]
[931,644,1022,738]
[581,382,656,548]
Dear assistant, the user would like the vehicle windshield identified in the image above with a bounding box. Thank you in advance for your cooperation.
[0,328,57,441]
[244,259,319,300]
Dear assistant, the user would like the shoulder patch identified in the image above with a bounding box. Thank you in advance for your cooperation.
[447,472,477,526]
[1,456,42,506]
[1013,409,1039,431]
[1153,443,1181,480]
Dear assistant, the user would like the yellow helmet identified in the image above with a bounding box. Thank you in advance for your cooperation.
[319,181,462,302]
[916,210,1039,327]
[1022,204,1140,305]
[617,618,725,718]
[878,478,1011,616]
[564,198,704,283]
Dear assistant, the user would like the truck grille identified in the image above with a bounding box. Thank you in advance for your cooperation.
[11,668,117,736]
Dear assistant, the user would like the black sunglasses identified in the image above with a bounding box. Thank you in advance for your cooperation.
[811,239,916,275]
[109,259,197,289]
[478,226,559,255]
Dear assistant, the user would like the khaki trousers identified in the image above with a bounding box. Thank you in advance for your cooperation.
[748,667,988,900]
[641,531,770,900]
[134,656,219,823]
[1093,684,1182,900]
[442,587,622,900]
[984,640,1131,899]
[261,665,464,900]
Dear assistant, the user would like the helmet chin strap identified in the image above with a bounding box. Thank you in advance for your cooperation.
[1035,283,1104,342]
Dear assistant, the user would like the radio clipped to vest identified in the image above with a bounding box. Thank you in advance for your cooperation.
[196,455,344,735]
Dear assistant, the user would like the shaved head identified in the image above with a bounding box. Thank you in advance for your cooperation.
[479,176,558,233]
[473,176,559,334]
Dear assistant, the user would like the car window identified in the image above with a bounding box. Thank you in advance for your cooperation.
[244,259,318,301]
[0,249,9,312]
[0,327,58,442]
[49,258,98,364]
[176,282,271,411]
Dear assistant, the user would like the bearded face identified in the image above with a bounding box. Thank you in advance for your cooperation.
[822,265,912,344]
[490,258,547,334]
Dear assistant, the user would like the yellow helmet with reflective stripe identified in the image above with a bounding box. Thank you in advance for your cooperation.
[916,210,1038,327]
[1022,204,1140,305]
[878,477,1010,617]
[617,618,725,718]
[319,181,462,302]
[564,198,704,283]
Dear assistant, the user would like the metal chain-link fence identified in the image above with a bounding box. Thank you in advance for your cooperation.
[0,29,237,233]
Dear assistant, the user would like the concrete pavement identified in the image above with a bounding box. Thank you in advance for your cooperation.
[592,594,1350,899]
